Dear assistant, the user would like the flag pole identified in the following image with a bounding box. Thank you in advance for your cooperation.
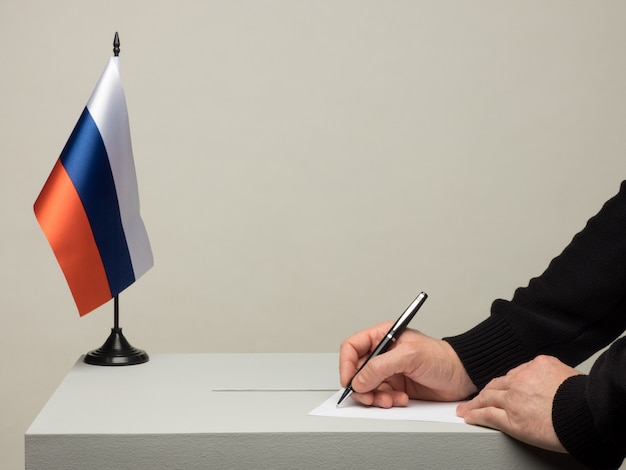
[83,32,149,366]
[114,295,120,330]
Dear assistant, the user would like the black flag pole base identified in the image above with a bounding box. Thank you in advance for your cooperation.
[84,327,149,366]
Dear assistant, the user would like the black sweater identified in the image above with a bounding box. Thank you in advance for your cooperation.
[445,181,626,470]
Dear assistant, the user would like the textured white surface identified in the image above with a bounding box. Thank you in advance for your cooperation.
[25,354,587,469]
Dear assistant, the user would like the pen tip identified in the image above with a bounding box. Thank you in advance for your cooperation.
[336,387,351,407]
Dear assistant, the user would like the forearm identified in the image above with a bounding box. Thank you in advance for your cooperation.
[446,181,626,388]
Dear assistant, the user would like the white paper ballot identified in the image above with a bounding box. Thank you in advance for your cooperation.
[309,389,465,424]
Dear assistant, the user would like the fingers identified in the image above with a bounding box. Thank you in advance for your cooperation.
[350,383,410,408]
[457,387,508,418]
[352,347,410,392]
[348,345,418,408]
[457,373,509,416]
[461,403,510,431]
[358,389,410,408]
[457,381,513,434]
[339,321,393,387]
[338,323,414,408]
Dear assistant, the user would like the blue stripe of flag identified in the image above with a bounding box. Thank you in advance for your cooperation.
[59,108,135,295]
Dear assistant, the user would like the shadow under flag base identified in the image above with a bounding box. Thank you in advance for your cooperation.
[83,295,149,366]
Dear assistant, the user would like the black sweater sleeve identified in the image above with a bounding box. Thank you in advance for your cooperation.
[553,338,626,469]
[444,181,626,469]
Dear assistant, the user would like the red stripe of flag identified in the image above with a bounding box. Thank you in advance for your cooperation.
[34,159,112,315]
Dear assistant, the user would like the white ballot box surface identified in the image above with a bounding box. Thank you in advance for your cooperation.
[26,353,586,469]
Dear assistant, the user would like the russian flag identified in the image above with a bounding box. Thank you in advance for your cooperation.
[34,57,153,316]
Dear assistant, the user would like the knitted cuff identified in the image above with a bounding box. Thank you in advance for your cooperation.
[444,314,531,390]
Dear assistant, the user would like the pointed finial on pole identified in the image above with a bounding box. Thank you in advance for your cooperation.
[113,32,120,57]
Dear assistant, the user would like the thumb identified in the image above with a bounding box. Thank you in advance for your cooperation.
[352,349,406,393]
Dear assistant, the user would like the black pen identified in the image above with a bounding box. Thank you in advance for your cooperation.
[336,292,428,407]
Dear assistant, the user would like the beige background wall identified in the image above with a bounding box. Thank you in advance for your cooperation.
[3,1,626,468]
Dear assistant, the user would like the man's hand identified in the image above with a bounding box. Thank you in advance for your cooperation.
[339,322,477,408]
[457,355,581,453]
